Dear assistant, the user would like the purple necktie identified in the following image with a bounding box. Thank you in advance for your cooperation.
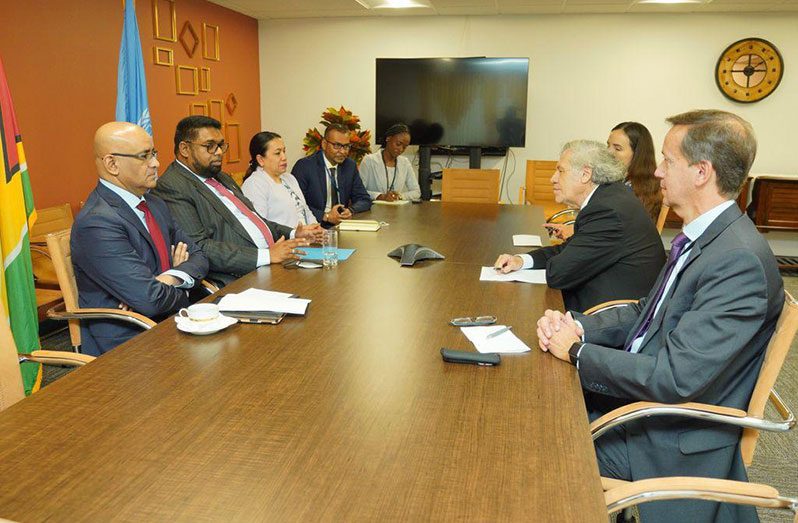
[624,232,691,351]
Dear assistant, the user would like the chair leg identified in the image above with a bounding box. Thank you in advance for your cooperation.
[615,507,636,523]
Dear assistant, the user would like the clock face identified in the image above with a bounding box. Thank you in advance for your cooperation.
[716,38,784,103]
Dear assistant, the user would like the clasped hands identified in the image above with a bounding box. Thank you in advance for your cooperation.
[376,190,400,202]
[536,309,583,362]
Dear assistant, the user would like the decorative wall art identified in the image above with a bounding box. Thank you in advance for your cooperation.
[175,65,199,95]
[202,23,220,61]
[200,67,211,92]
[179,21,199,58]
[153,46,174,66]
[152,0,177,42]
[225,122,241,164]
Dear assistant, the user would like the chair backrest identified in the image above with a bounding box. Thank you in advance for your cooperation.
[655,205,670,234]
[45,230,81,346]
[521,160,565,217]
[30,203,73,242]
[30,204,74,287]
[441,168,500,204]
[741,291,798,465]
[0,299,26,411]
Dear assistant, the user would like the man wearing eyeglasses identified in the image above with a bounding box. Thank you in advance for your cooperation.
[152,116,323,287]
[292,123,372,227]
[71,122,209,355]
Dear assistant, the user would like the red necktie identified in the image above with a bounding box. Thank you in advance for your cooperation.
[205,177,275,247]
[136,201,171,273]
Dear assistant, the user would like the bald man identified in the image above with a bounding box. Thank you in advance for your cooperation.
[70,122,208,355]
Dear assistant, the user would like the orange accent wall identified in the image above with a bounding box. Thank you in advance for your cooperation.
[0,0,260,215]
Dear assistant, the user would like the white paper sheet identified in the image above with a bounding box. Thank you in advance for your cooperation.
[512,234,542,247]
[460,325,531,354]
[479,266,547,284]
[218,288,310,315]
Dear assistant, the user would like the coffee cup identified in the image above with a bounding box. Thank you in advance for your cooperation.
[178,303,220,322]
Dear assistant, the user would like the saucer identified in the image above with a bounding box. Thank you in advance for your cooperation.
[175,314,238,335]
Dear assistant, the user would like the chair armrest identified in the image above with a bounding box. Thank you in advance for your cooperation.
[201,279,220,294]
[770,389,796,429]
[19,350,94,366]
[583,299,638,316]
[604,477,797,516]
[590,401,754,441]
[30,245,52,258]
[547,208,578,222]
[601,477,629,491]
[47,302,155,330]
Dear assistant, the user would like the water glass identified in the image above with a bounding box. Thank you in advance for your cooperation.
[322,229,338,269]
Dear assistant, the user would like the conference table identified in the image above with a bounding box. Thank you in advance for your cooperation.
[0,202,606,522]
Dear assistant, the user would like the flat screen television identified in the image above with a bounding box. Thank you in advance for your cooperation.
[375,57,529,148]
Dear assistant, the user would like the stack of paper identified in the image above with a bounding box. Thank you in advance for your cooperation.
[512,234,542,247]
[218,288,310,315]
[338,220,381,231]
[479,266,547,284]
[372,200,410,206]
[460,325,531,354]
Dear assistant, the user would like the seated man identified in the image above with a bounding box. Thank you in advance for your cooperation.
[71,122,209,356]
[536,110,783,523]
[152,116,322,286]
[292,123,372,227]
[494,140,665,312]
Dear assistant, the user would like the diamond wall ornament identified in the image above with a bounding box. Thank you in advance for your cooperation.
[179,21,199,58]
[225,93,237,116]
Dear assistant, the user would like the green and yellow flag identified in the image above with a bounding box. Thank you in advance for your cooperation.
[0,56,40,394]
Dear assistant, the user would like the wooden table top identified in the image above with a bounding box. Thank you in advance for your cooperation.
[0,202,606,522]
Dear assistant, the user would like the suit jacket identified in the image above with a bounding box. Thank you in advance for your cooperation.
[151,161,293,286]
[578,205,784,523]
[530,182,665,312]
[292,150,372,226]
[71,183,209,356]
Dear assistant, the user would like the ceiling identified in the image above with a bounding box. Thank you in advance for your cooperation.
[209,0,798,19]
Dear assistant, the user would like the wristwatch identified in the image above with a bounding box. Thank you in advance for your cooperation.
[568,342,584,366]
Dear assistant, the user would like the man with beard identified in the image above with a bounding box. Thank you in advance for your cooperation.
[152,116,322,286]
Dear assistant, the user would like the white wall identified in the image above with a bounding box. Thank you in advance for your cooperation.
[259,13,797,202]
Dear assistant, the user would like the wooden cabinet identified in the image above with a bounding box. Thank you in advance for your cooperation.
[749,176,798,230]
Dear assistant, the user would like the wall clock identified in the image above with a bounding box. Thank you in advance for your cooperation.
[716,38,783,103]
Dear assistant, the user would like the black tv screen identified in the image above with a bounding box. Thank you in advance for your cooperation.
[375,57,529,148]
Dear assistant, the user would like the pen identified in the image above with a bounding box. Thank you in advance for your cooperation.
[487,325,512,339]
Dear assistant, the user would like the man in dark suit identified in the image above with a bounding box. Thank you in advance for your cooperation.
[71,122,209,356]
[292,123,372,227]
[151,116,322,286]
[494,140,665,312]
[537,110,783,522]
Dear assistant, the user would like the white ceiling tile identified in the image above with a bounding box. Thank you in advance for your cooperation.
[435,5,502,12]
[564,3,630,11]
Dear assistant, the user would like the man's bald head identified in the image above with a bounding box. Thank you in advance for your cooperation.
[94,122,159,197]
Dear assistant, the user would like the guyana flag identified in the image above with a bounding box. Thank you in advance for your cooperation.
[0,56,40,395]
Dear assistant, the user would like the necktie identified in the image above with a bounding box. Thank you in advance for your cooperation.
[205,177,275,247]
[136,201,171,273]
[624,232,691,351]
[329,167,340,206]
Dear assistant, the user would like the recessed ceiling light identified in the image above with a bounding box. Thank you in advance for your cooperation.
[637,0,704,3]
[355,0,433,9]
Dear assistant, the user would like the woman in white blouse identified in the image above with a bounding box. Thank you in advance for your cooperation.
[241,131,317,228]
[359,123,421,202]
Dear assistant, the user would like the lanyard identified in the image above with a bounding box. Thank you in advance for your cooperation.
[281,178,310,225]
[382,150,398,192]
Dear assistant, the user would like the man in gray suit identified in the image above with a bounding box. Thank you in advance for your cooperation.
[152,116,322,286]
[536,110,783,523]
